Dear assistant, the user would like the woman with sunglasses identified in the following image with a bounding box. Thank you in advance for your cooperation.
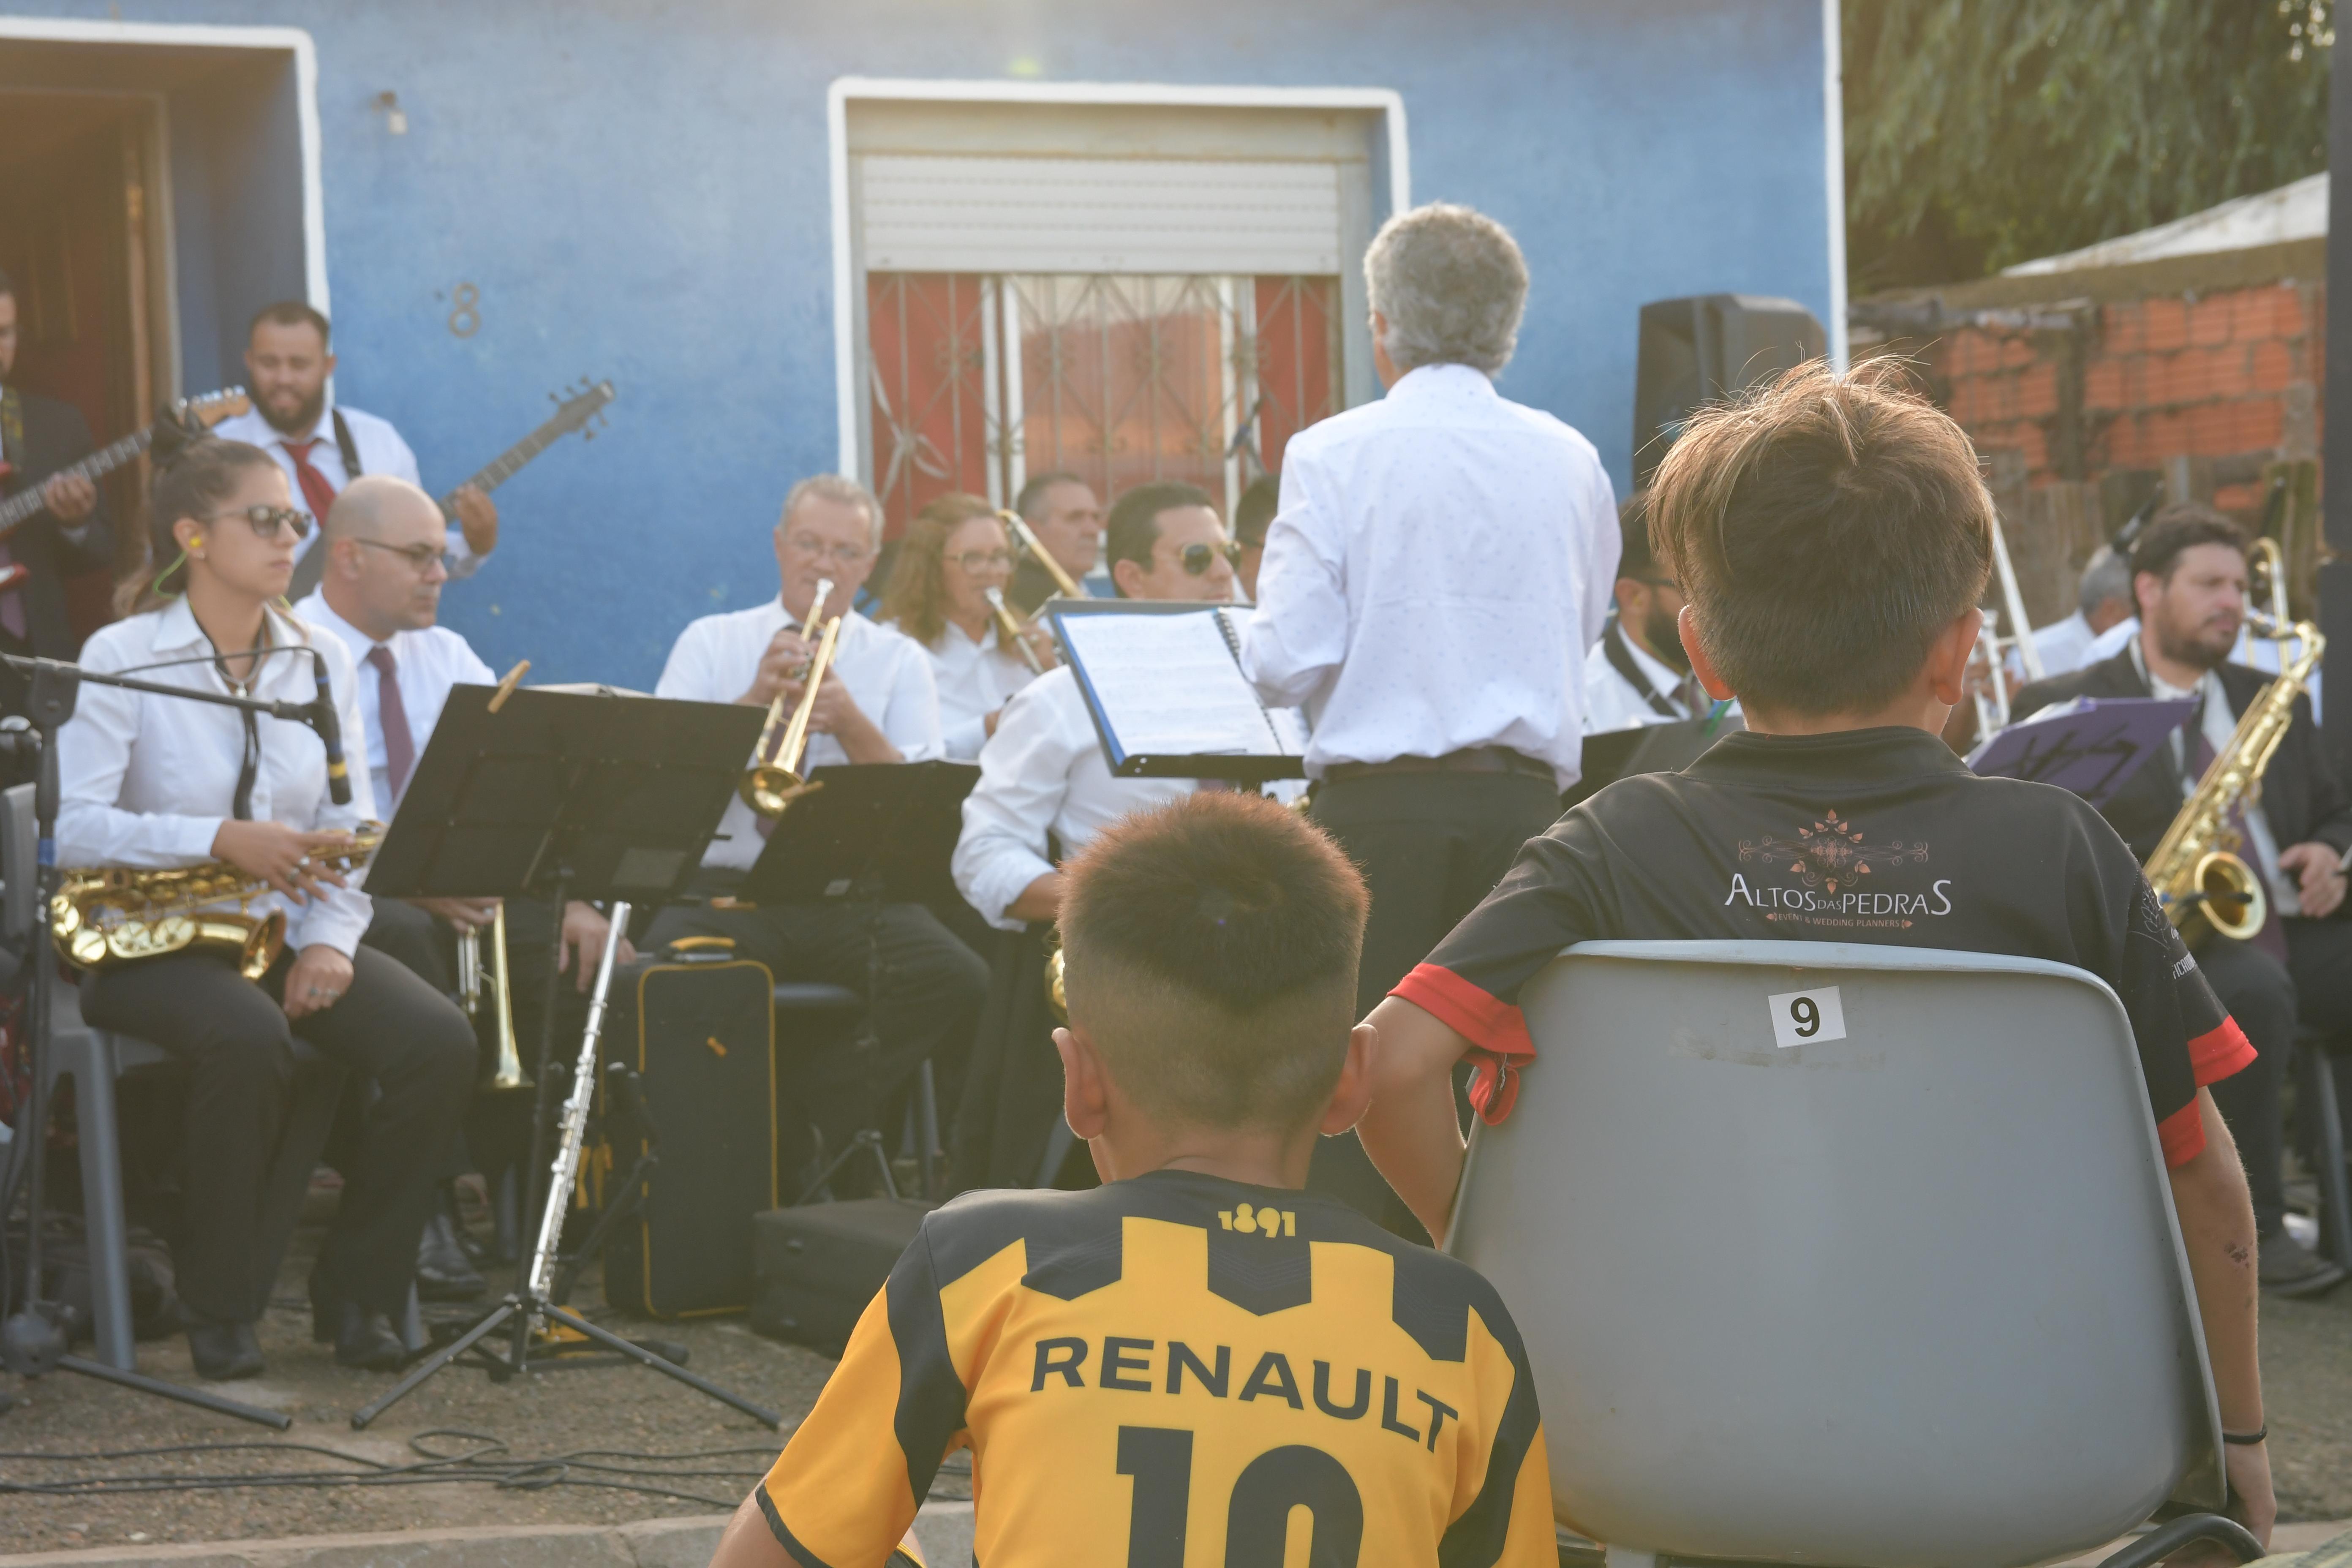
[57,438,476,1380]
[878,493,1054,761]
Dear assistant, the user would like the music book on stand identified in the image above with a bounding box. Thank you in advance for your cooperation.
[1045,601,1307,784]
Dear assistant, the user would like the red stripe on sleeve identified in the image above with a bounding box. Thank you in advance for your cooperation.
[2189,1016,2257,1088]
[2156,1100,2207,1168]
[1390,963,1536,1125]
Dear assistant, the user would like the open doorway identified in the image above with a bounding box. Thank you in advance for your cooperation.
[0,90,171,638]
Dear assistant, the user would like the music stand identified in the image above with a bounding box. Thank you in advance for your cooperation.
[351,683,779,1431]
[738,760,979,908]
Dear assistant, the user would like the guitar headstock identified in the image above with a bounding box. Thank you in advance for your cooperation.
[546,378,617,441]
[173,386,253,427]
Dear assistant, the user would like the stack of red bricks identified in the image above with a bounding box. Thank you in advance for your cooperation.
[1928,280,2324,510]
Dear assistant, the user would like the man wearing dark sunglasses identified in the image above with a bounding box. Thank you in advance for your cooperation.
[293,475,629,1296]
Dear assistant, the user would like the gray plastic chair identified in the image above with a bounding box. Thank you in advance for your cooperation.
[1448,941,2233,1568]
[6,784,349,1368]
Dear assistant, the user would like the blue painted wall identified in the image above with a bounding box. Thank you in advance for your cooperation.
[8,0,1834,686]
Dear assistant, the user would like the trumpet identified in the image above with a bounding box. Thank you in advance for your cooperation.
[998,509,1087,603]
[459,903,531,1092]
[985,585,1045,676]
[740,592,844,818]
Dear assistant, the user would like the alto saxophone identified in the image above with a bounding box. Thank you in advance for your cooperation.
[2144,610,2324,950]
[52,826,383,982]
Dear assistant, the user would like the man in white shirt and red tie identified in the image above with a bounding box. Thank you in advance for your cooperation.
[1241,201,1620,1237]
[294,473,628,1294]
[647,474,988,1180]
[212,301,499,600]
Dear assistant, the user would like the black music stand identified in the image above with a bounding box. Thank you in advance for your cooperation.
[351,683,779,1430]
[738,760,980,908]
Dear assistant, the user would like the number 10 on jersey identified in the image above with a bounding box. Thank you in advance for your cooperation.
[1119,1425,1364,1566]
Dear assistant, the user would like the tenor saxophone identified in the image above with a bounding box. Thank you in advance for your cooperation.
[52,826,382,982]
[2144,610,2324,950]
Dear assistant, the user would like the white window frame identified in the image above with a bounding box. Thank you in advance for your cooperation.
[0,16,328,319]
[827,76,1411,478]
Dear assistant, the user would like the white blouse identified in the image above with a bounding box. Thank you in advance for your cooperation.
[915,617,1040,761]
[57,598,378,957]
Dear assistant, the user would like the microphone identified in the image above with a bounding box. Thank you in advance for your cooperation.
[312,659,352,806]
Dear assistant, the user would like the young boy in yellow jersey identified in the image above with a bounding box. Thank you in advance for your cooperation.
[710,792,1557,1568]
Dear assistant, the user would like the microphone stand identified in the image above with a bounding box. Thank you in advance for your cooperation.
[0,651,352,1430]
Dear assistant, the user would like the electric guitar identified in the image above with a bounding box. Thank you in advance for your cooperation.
[0,387,250,537]
[440,378,615,518]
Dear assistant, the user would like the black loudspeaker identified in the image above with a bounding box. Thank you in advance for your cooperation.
[1633,294,1828,485]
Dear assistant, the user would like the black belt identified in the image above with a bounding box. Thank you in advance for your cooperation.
[1323,746,1554,784]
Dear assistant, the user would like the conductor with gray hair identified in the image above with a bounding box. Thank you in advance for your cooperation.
[1240,201,1620,1239]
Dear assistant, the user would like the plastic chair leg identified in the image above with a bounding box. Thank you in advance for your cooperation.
[916,1061,942,1200]
[2093,1514,2263,1568]
[72,1033,137,1372]
[2305,1046,2352,1267]
[1034,1117,1076,1190]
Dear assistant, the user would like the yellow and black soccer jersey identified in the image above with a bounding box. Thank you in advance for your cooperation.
[756,1168,1555,1567]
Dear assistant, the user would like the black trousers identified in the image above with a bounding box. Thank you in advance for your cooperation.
[643,871,990,1161]
[80,944,476,1320]
[2195,935,2298,1234]
[2283,915,2352,1144]
[1308,769,1564,1239]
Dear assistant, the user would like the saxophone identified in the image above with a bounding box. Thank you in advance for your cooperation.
[52,826,383,982]
[2144,610,2324,950]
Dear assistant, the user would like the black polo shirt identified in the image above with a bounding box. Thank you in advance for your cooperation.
[1394,726,2252,1166]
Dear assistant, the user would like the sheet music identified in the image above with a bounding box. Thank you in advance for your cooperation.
[1059,609,1289,759]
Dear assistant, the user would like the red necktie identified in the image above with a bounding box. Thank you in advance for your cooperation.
[282,438,340,528]
[365,644,416,804]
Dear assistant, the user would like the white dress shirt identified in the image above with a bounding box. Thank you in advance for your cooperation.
[209,400,482,578]
[1240,362,1620,789]
[656,600,944,871]
[909,617,1038,761]
[2022,610,2099,679]
[292,589,495,813]
[953,667,1196,930]
[59,598,378,957]
[2075,614,2322,721]
[1584,623,1695,734]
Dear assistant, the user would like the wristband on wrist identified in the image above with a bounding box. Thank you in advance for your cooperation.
[2222,1424,2268,1446]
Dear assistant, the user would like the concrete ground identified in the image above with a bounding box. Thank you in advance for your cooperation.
[1,1183,2347,1555]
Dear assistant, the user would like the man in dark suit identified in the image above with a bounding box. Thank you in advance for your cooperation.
[2015,504,2351,1297]
[0,267,112,696]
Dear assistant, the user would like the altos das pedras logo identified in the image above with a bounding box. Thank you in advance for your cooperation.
[1726,808,1953,928]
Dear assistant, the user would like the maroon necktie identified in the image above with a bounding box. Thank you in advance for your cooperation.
[365,644,416,804]
[281,438,340,529]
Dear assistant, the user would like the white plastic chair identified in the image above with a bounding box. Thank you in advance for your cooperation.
[1449,940,2256,1568]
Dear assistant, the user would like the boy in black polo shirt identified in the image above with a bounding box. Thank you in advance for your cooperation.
[1356,362,2275,1548]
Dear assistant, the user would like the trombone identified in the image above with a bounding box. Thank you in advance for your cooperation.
[457,903,531,1092]
[985,585,1045,675]
[741,578,843,818]
[1968,510,2045,740]
[998,509,1087,604]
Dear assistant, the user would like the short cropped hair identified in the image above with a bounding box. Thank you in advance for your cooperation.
[1233,474,1279,548]
[1617,492,1660,582]
[2129,504,2246,585]
[1647,360,1993,716]
[780,473,883,550]
[1015,469,1087,520]
[1364,202,1529,376]
[0,267,15,303]
[250,300,332,347]
[1105,480,1214,587]
[1059,793,1369,1133]
[2077,547,2133,616]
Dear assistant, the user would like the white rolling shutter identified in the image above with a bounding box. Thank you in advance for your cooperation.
[857,154,1343,275]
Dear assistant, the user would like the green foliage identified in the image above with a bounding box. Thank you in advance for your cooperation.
[1845,0,2333,291]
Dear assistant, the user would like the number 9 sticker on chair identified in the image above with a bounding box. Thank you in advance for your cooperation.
[1768,986,1846,1047]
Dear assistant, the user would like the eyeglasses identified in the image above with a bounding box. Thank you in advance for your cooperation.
[353,537,444,570]
[1178,540,1242,577]
[784,533,874,568]
[204,505,311,542]
[948,548,1014,574]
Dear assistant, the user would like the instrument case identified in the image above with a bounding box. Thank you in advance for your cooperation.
[750,1197,934,1356]
[600,953,777,1318]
